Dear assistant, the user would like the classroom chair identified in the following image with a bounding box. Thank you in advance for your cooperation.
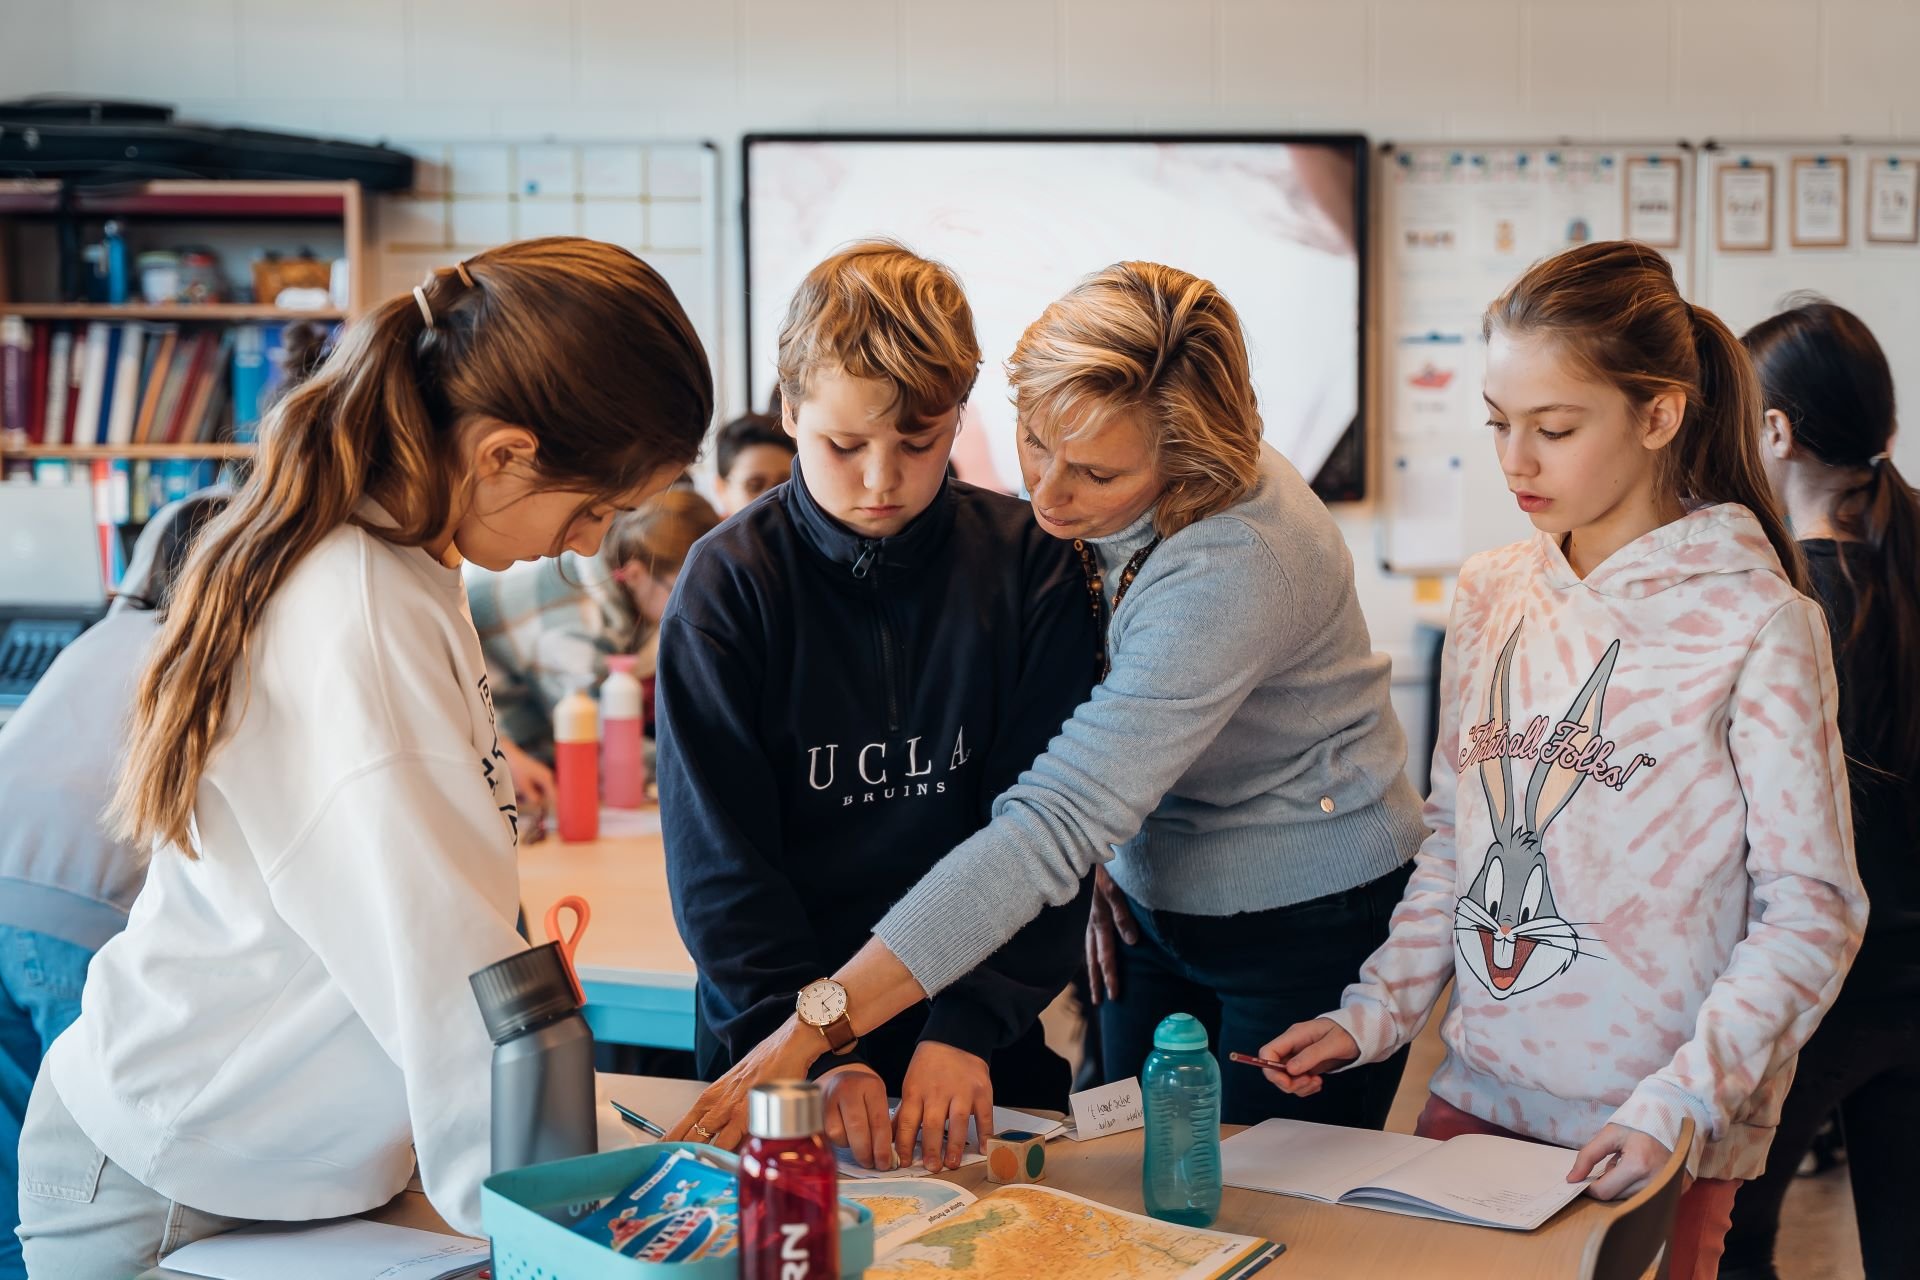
[1577,1118,1695,1280]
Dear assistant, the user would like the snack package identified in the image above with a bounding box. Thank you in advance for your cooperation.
[569,1149,741,1261]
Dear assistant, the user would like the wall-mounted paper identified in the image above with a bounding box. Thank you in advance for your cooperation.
[1716,162,1774,252]
[1792,156,1849,247]
[1868,158,1919,243]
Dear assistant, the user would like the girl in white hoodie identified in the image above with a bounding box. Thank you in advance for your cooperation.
[1262,241,1866,1280]
[15,238,714,1278]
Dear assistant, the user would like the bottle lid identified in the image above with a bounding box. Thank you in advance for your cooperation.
[604,654,638,675]
[748,1081,825,1140]
[1152,1011,1210,1053]
[553,682,599,743]
[469,942,581,1045]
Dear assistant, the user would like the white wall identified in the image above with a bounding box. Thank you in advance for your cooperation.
[7,0,1914,753]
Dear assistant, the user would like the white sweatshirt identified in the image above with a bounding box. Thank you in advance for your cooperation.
[1325,505,1867,1181]
[48,511,526,1233]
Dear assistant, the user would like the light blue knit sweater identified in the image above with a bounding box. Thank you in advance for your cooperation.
[875,447,1427,995]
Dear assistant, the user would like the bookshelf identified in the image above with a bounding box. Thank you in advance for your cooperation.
[1,180,370,583]
[0,178,367,464]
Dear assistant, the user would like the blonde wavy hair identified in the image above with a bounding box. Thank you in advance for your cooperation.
[1007,262,1262,537]
[776,239,981,429]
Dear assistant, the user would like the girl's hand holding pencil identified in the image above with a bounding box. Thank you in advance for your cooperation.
[1251,1018,1361,1097]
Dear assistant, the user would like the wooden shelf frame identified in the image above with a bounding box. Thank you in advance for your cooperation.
[0,303,347,322]
[2,444,255,461]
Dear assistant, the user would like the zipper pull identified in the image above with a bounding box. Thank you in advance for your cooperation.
[851,541,878,580]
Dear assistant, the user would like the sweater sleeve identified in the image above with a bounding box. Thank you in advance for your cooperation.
[921,535,1098,1060]
[875,519,1284,996]
[657,611,857,1070]
[1608,597,1867,1160]
[263,753,526,1237]
[1322,582,1478,1063]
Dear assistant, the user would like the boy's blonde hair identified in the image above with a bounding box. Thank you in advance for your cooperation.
[1008,262,1262,537]
[776,239,981,431]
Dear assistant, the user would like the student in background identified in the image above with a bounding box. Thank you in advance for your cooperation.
[1261,243,1866,1280]
[15,238,713,1277]
[0,490,228,1280]
[668,260,1425,1152]
[712,411,796,516]
[468,488,720,758]
[658,241,1097,1170]
[1718,301,1920,1280]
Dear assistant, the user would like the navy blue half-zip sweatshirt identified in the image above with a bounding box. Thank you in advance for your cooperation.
[657,460,1098,1086]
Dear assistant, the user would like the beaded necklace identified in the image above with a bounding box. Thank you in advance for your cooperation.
[1073,534,1162,681]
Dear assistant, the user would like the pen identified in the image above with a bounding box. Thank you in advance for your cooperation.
[612,1100,667,1138]
[1228,1051,1296,1073]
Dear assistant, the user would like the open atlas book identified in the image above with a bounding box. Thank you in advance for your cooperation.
[842,1178,1281,1279]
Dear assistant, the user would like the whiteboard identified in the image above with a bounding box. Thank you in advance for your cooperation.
[1376,144,1696,574]
[1693,143,1920,480]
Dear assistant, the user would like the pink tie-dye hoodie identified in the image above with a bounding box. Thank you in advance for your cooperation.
[1326,503,1867,1180]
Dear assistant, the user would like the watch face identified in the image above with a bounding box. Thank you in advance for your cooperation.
[797,981,848,1026]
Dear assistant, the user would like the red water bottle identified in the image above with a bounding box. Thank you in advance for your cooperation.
[553,683,599,843]
[740,1081,839,1280]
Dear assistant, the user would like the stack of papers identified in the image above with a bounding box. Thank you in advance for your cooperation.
[161,1220,488,1279]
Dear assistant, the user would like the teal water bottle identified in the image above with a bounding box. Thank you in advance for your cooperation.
[1141,1012,1222,1226]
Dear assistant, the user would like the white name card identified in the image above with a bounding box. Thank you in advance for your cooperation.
[1069,1076,1145,1141]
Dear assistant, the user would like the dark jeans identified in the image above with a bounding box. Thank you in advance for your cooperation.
[1099,861,1414,1129]
[1720,999,1920,1280]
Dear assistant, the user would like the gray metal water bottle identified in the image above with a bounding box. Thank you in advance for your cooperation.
[470,942,598,1175]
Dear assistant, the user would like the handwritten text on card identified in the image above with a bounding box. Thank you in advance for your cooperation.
[1069,1077,1145,1141]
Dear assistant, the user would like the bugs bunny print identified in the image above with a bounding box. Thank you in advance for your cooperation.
[1457,620,1619,999]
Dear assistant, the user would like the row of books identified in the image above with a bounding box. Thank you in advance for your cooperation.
[2,457,226,587]
[0,316,286,449]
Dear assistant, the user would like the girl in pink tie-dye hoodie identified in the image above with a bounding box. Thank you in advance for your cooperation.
[1263,242,1867,1280]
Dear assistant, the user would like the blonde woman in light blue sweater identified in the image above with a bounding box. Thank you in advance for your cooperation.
[669,262,1427,1163]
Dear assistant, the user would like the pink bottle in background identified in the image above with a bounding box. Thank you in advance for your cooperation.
[600,655,645,809]
[553,683,599,843]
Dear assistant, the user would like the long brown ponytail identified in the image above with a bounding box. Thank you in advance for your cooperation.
[115,237,714,851]
[1743,299,1920,783]
[1484,240,1806,593]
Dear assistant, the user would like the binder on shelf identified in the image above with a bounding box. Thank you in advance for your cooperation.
[43,327,74,445]
[105,323,147,446]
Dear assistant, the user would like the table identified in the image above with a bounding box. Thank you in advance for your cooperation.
[517,810,698,1050]
[145,1074,1624,1279]
[591,1076,1626,1279]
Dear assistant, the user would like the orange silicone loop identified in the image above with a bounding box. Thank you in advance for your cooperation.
[544,895,591,1007]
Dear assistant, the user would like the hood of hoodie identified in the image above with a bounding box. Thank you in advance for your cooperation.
[1531,503,1788,599]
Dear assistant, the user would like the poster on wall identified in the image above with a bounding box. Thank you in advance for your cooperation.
[1791,156,1849,247]
[1716,161,1774,252]
[1393,333,1469,440]
[1867,157,1920,243]
[1624,156,1682,247]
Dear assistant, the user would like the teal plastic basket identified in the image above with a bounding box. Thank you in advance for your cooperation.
[481,1142,874,1279]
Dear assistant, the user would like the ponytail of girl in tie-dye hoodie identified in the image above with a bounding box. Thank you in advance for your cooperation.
[1325,503,1867,1179]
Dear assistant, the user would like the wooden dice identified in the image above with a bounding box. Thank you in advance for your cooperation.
[985,1130,1047,1184]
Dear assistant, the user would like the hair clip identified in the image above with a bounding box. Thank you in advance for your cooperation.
[412,285,435,329]
[1870,451,1890,468]
[454,260,475,288]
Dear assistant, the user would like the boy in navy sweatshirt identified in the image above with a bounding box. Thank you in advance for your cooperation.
[658,241,1096,1171]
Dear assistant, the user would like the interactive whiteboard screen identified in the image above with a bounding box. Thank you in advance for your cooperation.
[744,135,1367,500]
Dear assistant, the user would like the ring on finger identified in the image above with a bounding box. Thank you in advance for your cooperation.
[691,1122,715,1141]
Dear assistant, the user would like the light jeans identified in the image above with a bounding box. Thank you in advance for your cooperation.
[16,1069,252,1279]
[1,926,93,1280]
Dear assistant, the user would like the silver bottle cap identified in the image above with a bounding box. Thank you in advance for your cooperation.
[748,1080,824,1140]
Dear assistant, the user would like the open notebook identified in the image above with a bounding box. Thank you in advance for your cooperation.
[1221,1118,1591,1231]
